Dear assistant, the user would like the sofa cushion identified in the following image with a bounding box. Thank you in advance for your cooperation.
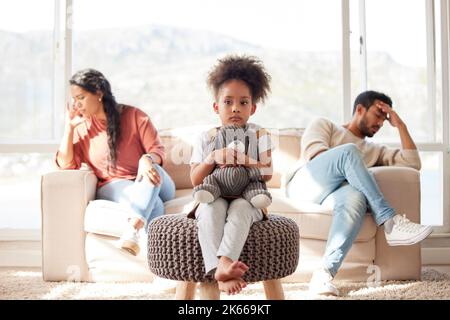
[268,189,378,242]
[159,127,303,190]
[84,188,376,242]
[160,128,198,190]
[84,191,196,238]
[165,189,196,215]
[285,238,376,282]
[268,129,302,188]
[164,188,377,242]
[84,200,130,238]
[85,233,153,282]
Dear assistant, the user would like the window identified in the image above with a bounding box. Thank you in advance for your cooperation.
[0,0,54,230]
[0,0,449,233]
[0,154,54,229]
[72,0,343,130]
[0,0,54,142]
[350,0,446,228]
[420,152,443,226]
[351,0,432,143]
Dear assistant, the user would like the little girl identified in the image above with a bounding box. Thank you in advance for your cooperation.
[190,55,273,295]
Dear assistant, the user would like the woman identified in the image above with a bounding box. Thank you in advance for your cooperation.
[56,68,175,256]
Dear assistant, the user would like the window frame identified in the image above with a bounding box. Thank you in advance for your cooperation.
[353,0,450,233]
[0,0,449,236]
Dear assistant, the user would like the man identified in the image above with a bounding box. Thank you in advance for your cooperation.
[286,90,433,296]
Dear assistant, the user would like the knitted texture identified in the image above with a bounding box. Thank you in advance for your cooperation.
[195,166,250,197]
[147,213,299,283]
[193,124,272,206]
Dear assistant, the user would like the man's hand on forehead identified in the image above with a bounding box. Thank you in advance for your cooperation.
[375,101,391,119]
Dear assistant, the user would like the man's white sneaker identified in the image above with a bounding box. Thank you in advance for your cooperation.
[385,214,433,246]
[117,228,140,256]
[308,268,339,296]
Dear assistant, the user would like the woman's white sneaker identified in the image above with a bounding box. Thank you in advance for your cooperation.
[385,214,433,246]
[117,227,141,256]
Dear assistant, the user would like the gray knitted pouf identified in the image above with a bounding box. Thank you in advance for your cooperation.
[147,213,299,283]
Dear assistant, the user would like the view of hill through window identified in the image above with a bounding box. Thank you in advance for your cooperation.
[0,0,443,228]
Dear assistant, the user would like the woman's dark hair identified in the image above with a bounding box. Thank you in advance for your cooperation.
[353,90,393,114]
[69,68,121,167]
[207,55,271,104]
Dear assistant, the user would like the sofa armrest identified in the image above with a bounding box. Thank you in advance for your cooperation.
[41,170,97,281]
[370,166,421,280]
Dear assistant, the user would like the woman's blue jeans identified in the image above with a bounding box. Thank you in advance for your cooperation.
[96,164,175,231]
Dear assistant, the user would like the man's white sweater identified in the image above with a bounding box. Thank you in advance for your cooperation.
[285,117,421,186]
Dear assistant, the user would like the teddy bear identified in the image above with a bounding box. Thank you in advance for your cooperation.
[193,124,272,209]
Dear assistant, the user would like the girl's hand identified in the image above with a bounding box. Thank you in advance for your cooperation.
[65,102,86,129]
[137,156,161,185]
[235,151,258,167]
[206,148,237,166]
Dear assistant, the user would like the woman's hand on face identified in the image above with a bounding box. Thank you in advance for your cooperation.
[65,102,86,129]
[137,156,161,186]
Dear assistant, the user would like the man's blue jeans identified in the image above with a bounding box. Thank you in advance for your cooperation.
[286,143,395,277]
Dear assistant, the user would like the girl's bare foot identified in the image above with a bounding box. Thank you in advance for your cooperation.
[218,278,247,295]
[215,257,249,282]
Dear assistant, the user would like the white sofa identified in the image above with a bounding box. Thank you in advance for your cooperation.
[41,127,422,282]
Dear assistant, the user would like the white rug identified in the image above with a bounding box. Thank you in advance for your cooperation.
[1,268,449,300]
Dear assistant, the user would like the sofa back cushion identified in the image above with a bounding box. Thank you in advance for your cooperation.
[269,128,303,188]
[160,127,303,189]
